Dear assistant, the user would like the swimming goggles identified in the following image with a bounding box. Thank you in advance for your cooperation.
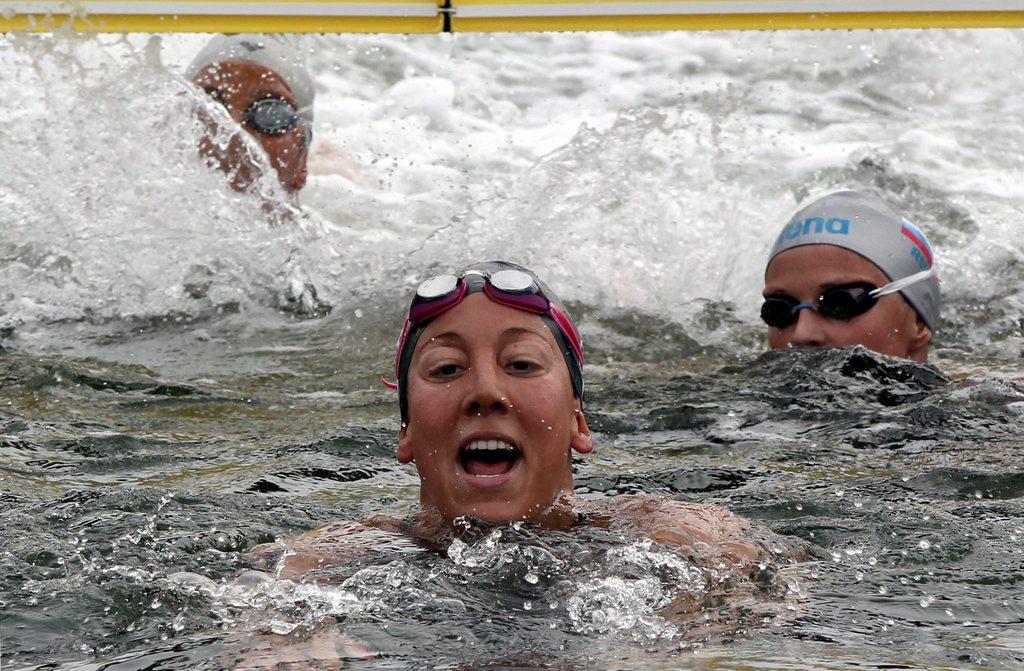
[204,88,309,142]
[388,268,586,386]
[242,98,300,136]
[761,267,936,329]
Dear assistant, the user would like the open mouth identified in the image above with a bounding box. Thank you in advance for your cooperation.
[459,439,521,478]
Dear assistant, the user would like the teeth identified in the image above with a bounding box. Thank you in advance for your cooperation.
[465,439,516,452]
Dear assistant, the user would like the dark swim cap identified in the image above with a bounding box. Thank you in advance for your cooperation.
[767,190,941,332]
[396,261,584,420]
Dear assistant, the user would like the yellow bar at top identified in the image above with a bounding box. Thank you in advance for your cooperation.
[4,0,1024,32]
[452,11,1024,32]
[0,0,444,33]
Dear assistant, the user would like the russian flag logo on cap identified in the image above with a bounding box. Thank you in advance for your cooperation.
[901,220,934,268]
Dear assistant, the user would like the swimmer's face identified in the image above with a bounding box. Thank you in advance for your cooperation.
[397,293,593,525]
[764,245,932,362]
[192,60,308,194]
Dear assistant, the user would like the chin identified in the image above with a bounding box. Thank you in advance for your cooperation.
[453,502,527,524]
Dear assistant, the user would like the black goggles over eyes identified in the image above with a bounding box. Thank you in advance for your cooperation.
[242,98,300,136]
[205,90,302,136]
[760,281,881,329]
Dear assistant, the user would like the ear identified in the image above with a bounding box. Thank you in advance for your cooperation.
[569,405,593,455]
[397,422,415,463]
[293,162,308,192]
[906,315,933,363]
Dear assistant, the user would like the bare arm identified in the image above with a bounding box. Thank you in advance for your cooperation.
[248,519,424,581]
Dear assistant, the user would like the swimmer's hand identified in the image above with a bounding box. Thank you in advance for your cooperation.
[229,627,374,670]
[248,520,424,581]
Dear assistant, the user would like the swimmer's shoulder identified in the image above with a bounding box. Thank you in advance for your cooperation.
[592,493,810,564]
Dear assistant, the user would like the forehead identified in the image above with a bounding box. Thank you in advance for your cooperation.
[415,293,555,351]
[765,244,890,287]
[192,59,292,95]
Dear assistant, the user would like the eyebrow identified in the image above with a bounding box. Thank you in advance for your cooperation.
[819,279,873,291]
[418,332,465,349]
[763,277,873,297]
[500,326,548,340]
[417,327,552,351]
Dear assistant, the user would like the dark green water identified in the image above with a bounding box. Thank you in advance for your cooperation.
[1,304,1022,670]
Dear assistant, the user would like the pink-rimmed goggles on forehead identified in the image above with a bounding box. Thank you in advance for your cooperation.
[386,268,586,389]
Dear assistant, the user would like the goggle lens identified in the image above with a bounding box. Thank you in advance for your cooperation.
[817,284,876,321]
[489,269,535,293]
[416,274,459,299]
[244,98,299,135]
[760,296,800,329]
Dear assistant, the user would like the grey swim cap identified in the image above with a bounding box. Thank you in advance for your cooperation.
[766,190,941,332]
[185,34,314,125]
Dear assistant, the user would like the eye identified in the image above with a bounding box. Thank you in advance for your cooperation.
[508,359,539,374]
[430,363,463,379]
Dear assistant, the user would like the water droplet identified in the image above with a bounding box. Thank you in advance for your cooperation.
[523,601,532,611]
[918,540,931,550]
[795,503,803,511]
[524,572,538,585]
[150,598,161,609]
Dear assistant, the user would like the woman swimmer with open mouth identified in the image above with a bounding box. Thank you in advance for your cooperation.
[251,260,805,577]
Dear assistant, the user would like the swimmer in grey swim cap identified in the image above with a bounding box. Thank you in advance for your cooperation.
[761,190,940,362]
[187,34,314,195]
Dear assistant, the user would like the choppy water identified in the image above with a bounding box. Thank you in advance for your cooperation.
[1,28,1023,670]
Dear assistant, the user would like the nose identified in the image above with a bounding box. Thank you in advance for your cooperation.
[463,362,510,416]
[788,307,828,348]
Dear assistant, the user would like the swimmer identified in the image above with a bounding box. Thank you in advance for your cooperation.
[762,190,940,362]
[251,261,802,580]
[186,34,314,195]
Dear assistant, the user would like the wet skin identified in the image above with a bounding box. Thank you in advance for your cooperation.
[397,293,593,525]
[763,244,932,362]
[192,59,308,194]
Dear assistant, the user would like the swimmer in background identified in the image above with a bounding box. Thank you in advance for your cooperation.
[186,34,314,196]
[762,190,941,362]
[251,261,803,580]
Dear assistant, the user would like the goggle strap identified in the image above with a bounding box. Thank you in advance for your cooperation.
[393,319,414,381]
[870,267,936,298]
[548,304,586,365]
